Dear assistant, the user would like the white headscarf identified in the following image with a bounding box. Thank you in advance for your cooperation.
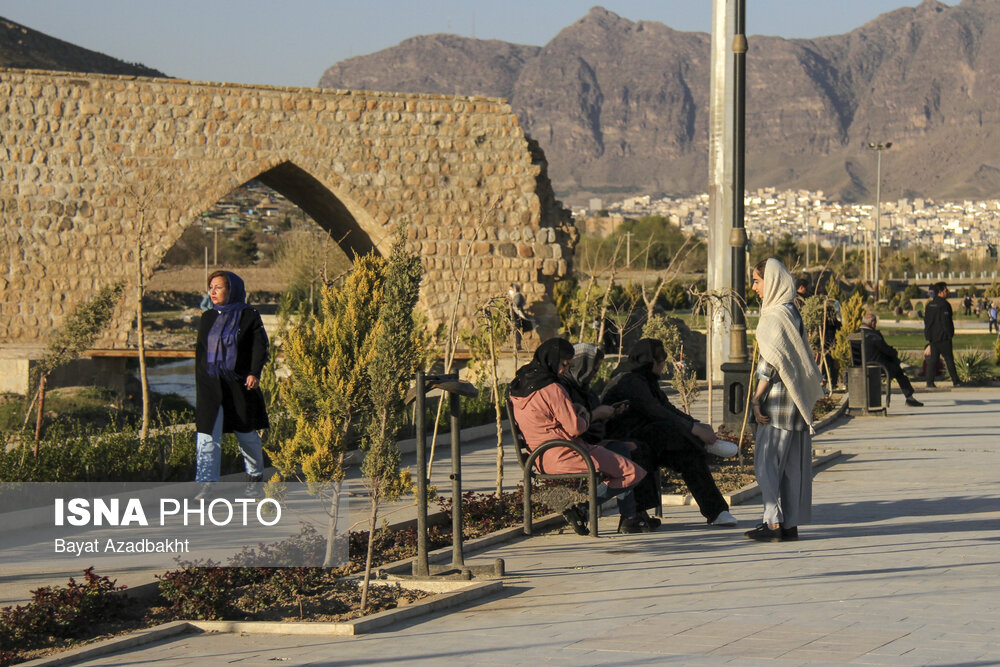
[756,258,825,430]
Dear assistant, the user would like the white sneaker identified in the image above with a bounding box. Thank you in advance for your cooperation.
[706,440,739,458]
[710,510,738,526]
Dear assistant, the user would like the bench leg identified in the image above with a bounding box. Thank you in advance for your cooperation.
[588,477,599,538]
[523,475,533,536]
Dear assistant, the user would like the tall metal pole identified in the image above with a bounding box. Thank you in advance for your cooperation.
[867,141,892,297]
[875,149,882,296]
[719,0,751,429]
[729,0,748,364]
[708,0,736,383]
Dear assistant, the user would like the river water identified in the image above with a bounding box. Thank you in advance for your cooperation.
[145,359,196,407]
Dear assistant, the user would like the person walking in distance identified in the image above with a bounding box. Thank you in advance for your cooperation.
[507,283,536,349]
[923,282,961,388]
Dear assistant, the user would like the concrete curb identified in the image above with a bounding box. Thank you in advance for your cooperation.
[18,580,503,666]
[18,621,194,667]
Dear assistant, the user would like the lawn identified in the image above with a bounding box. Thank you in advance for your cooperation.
[880,330,1000,352]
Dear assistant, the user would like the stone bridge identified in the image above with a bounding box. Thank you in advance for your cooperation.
[0,68,574,392]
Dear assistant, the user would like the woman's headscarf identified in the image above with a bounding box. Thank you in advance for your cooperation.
[509,338,575,398]
[602,338,669,401]
[755,258,824,428]
[558,343,604,409]
[565,343,604,388]
[610,338,667,378]
[205,271,250,379]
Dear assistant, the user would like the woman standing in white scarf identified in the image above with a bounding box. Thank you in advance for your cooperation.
[746,259,825,542]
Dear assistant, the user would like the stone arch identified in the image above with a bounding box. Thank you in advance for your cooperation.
[254,161,379,259]
[0,68,577,394]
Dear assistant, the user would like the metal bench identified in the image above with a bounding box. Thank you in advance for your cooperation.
[505,397,601,538]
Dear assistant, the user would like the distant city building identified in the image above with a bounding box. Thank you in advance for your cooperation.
[592,188,1000,255]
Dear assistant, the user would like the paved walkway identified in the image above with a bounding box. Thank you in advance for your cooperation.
[62,386,1000,665]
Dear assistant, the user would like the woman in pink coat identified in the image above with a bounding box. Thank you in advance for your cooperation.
[510,338,653,533]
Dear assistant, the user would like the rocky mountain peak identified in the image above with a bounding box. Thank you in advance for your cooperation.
[320,2,1000,204]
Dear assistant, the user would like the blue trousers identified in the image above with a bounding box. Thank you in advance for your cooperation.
[195,408,264,483]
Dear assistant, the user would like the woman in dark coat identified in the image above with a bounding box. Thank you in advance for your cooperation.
[602,338,738,527]
[194,270,269,497]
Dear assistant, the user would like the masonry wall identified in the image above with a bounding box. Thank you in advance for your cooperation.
[0,68,573,362]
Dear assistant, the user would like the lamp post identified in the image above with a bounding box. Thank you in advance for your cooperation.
[867,141,892,297]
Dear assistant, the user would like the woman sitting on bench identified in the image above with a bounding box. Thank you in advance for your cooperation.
[509,338,654,534]
[602,338,739,528]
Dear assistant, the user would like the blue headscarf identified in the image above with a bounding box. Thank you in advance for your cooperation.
[205,271,249,379]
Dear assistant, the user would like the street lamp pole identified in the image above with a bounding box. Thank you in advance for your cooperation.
[867,141,892,297]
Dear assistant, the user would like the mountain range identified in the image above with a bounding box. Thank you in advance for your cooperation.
[319,1,1000,205]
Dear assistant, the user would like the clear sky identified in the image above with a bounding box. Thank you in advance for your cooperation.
[0,0,946,88]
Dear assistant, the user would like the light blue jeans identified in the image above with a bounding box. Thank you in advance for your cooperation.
[195,408,264,483]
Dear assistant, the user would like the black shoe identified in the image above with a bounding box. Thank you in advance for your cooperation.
[744,523,783,542]
[639,510,662,530]
[905,397,924,407]
[780,525,799,540]
[618,515,655,534]
[561,504,589,536]
[926,383,936,388]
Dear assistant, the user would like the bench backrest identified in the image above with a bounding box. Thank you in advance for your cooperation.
[504,396,533,472]
[848,332,872,367]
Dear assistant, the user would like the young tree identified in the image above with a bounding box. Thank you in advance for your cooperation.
[270,255,383,567]
[460,297,513,498]
[23,282,126,446]
[642,315,701,414]
[832,291,865,375]
[358,234,423,612]
[105,152,158,441]
[233,226,259,265]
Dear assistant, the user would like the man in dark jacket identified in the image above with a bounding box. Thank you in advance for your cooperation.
[923,282,961,388]
[860,313,923,407]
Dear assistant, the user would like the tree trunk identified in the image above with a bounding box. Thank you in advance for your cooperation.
[820,305,832,387]
[33,375,46,451]
[706,313,713,424]
[359,494,380,613]
[488,326,503,498]
[137,283,150,442]
[323,480,343,568]
[136,234,150,442]
[577,274,597,342]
